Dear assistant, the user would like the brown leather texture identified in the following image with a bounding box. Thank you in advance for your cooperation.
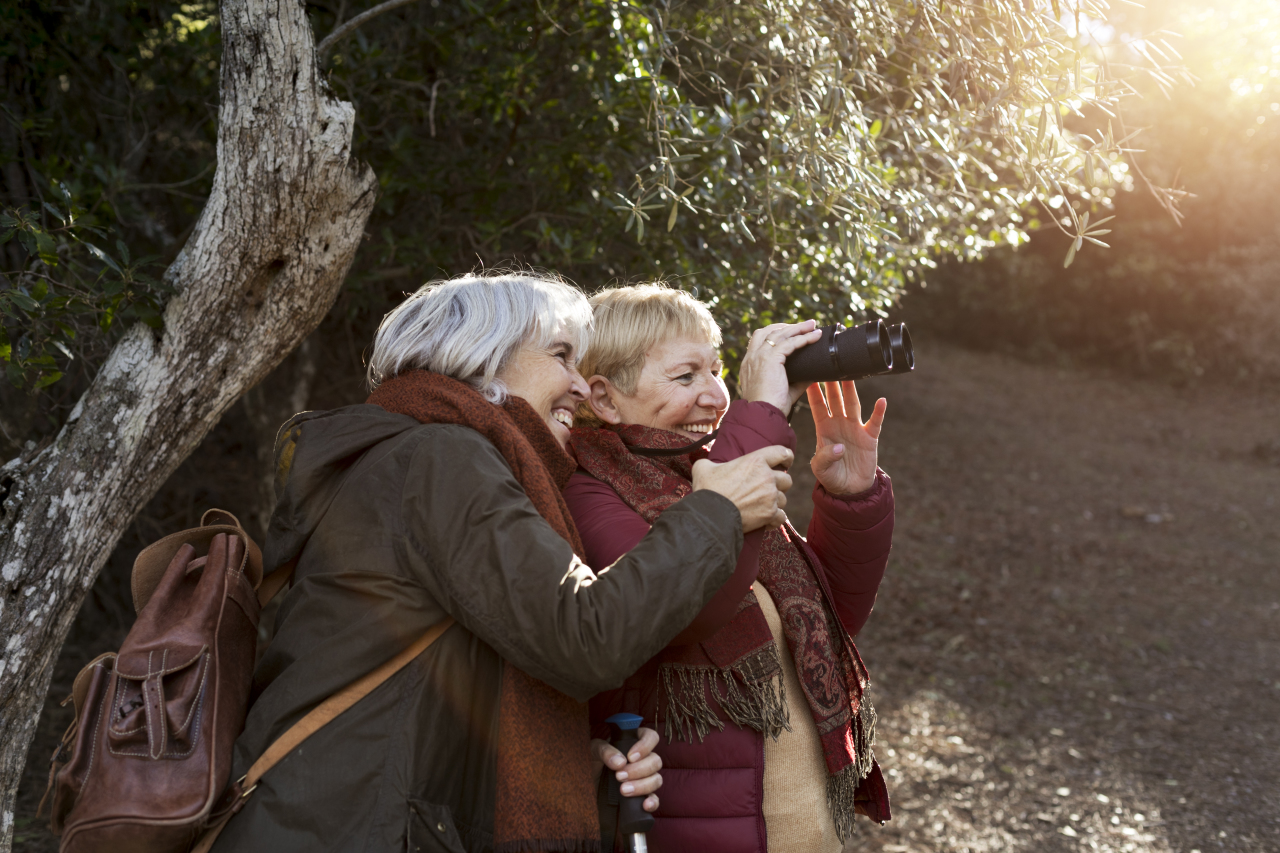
[47,514,262,853]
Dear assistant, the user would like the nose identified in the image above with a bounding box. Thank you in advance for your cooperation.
[566,368,589,402]
[700,376,730,411]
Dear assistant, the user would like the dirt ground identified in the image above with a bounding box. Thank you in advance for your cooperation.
[12,341,1280,852]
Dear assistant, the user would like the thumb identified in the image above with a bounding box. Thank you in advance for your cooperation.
[811,442,843,475]
[751,444,795,471]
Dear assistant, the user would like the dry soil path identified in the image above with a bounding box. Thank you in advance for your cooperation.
[783,344,1279,853]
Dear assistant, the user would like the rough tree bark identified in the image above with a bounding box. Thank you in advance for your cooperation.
[0,0,377,847]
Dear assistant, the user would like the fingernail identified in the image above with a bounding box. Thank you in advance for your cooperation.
[629,752,642,762]
[616,771,628,781]
[621,783,635,795]
[833,444,844,455]
[609,755,625,768]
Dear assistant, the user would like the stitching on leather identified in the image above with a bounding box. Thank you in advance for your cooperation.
[171,652,209,736]
[109,651,208,736]
[107,656,208,759]
[144,651,157,758]
[109,672,146,735]
[78,664,111,786]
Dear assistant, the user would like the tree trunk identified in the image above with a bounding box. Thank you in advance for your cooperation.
[0,0,376,847]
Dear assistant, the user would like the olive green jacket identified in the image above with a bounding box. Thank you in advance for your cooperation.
[211,405,742,853]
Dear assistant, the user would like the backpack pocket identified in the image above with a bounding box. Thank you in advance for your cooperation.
[46,653,117,834]
[107,645,210,760]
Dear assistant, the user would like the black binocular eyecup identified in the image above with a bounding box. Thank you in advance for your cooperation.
[784,320,915,384]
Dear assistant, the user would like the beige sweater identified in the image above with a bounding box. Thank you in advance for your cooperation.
[755,585,843,853]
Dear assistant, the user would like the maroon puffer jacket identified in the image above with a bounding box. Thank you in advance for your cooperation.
[565,400,895,852]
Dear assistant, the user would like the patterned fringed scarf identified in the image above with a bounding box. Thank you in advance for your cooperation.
[571,424,891,838]
[369,371,599,853]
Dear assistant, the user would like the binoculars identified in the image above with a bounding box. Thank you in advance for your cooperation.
[784,320,915,384]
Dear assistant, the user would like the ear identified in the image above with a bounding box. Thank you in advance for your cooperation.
[587,376,624,425]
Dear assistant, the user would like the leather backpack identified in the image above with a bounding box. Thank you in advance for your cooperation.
[42,509,452,853]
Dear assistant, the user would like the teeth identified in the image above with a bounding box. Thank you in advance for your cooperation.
[552,410,574,427]
[681,424,711,434]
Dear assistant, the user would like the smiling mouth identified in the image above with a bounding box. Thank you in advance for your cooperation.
[679,423,714,434]
[551,409,574,428]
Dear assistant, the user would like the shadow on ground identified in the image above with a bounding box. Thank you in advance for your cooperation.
[14,342,1280,852]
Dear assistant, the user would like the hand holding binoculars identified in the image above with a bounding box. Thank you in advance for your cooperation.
[783,320,915,384]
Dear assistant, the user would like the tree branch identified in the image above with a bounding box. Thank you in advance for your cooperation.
[317,0,424,61]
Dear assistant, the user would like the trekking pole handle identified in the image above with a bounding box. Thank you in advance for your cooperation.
[606,713,655,851]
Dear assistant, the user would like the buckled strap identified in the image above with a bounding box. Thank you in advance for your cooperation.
[142,673,168,760]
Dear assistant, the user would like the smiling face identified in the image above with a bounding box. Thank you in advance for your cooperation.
[497,334,589,449]
[588,335,729,439]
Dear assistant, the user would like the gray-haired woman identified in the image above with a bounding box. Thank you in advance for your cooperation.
[212,271,793,853]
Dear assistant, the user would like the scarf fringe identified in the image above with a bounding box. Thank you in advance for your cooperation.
[829,692,880,843]
[658,643,791,743]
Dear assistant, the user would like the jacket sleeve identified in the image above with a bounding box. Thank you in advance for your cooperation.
[564,471,761,646]
[805,468,894,636]
[401,428,744,702]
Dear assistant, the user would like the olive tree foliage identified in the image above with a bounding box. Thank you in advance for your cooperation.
[3,0,1173,423]
[595,0,1177,343]
[902,0,1280,382]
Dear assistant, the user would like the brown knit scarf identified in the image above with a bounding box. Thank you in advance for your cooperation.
[368,371,598,853]
[571,423,891,838]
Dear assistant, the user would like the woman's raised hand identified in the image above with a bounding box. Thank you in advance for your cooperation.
[807,381,887,497]
[591,727,663,813]
[738,321,824,414]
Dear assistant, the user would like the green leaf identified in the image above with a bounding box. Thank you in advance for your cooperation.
[33,370,63,390]
[85,243,122,273]
[868,119,883,138]
[35,229,58,264]
[667,202,679,231]
[9,291,39,312]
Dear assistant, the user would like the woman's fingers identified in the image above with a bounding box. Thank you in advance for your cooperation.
[864,397,888,439]
[628,727,660,763]
[822,381,846,419]
[841,380,863,421]
[593,739,628,771]
[643,794,660,813]
[772,325,823,356]
[807,383,831,425]
[616,754,663,788]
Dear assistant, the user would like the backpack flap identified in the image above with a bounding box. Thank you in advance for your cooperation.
[131,509,263,614]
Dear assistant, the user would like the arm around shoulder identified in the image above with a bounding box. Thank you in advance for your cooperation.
[402,427,744,701]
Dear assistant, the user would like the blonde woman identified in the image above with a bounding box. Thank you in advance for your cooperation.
[568,285,894,852]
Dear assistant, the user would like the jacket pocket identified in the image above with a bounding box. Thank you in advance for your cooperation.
[406,798,468,853]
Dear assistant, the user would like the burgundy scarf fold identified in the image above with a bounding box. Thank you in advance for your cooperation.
[368,371,597,853]
[571,423,890,837]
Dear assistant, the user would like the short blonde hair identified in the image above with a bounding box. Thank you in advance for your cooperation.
[579,283,722,395]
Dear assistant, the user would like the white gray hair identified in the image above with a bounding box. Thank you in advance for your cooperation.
[366,271,591,402]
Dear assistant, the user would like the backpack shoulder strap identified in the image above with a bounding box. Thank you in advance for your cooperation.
[191,615,457,853]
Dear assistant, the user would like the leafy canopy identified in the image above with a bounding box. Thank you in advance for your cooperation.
[2,0,1163,401]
